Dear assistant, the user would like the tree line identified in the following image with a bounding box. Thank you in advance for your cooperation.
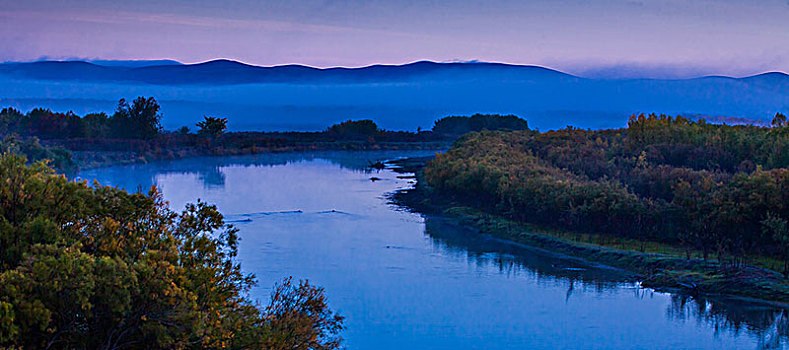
[0,99,529,142]
[425,113,789,272]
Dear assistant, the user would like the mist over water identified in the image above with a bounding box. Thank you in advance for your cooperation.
[78,151,789,349]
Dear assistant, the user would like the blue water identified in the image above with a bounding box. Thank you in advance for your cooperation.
[79,151,789,349]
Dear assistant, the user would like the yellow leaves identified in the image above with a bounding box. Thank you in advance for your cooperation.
[0,301,19,343]
[636,151,648,169]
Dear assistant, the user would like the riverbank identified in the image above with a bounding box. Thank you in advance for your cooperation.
[79,149,779,349]
[388,157,789,306]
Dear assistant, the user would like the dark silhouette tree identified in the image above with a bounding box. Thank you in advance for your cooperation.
[196,116,228,137]
[111,97,162,139]
[772,112,788,128]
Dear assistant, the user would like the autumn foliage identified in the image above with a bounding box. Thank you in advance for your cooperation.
[425,113,789,269]
[0,154,343,349]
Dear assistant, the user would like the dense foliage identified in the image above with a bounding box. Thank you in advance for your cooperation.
[0,154,343,349]
[431,114,528,138]
[425,113,789,270]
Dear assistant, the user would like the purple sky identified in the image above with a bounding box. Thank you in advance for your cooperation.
[1,0,787,78]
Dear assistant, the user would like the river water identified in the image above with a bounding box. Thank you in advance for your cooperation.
[78,151,789,349]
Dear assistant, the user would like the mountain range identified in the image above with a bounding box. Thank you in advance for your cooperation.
[0,59,577,85]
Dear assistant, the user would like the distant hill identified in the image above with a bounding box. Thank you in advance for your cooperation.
[0,59,785,132]
[86,59,183,68]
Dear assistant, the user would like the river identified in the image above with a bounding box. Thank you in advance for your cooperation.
[78,150,788,349]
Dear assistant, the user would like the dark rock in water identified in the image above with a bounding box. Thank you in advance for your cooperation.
[370,177,382,182]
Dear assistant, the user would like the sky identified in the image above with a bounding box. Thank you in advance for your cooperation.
[0,0,787,78]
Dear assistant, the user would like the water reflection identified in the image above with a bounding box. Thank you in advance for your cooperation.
[423,214,789,349]
[77,150,437,191]
[424,216,635,286]
[666,295,789,349]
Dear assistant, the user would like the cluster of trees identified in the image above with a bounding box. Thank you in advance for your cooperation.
[326,119,379,138]
[425,113,789,271]
[323,114,529,141]
[0,154,343,349]
[431,114,528,138]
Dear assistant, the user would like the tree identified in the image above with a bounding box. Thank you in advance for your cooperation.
[762,212,789,275]
[83,112,111,138]
[263,278,345,350]
[772,112,788,128]
[196,116,228,137]
[111,97,163,139]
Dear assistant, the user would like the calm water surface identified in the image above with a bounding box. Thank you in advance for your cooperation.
[79,151,789,350]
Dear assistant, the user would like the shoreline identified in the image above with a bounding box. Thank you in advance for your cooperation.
[387,156,789,307]
[64,139,449,171]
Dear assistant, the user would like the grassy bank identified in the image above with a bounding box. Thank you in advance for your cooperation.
[390,157,789,305]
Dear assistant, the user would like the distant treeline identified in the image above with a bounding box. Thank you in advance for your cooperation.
[1,97,163,140]
[0,97,529,141]
[425,112,789,271]
[0,98,529,170]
